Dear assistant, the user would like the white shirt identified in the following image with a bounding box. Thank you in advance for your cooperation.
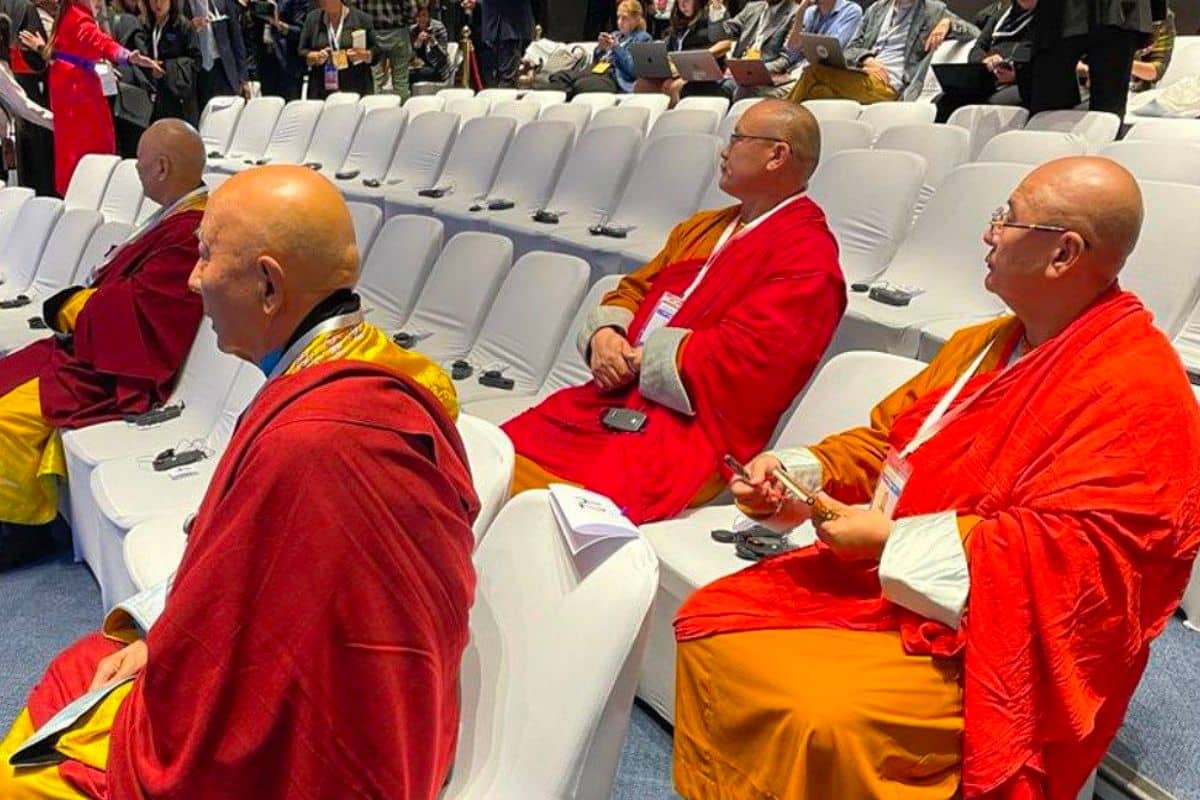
[0,61,53,130]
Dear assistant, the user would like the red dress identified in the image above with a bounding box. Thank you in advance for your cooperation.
[48,2,127,195]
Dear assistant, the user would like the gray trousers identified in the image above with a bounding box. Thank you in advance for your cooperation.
[372,26,413,101]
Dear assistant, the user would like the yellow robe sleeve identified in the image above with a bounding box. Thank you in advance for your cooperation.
[56,287,96,333]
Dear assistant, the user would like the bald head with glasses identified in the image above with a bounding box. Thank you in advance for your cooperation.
[719,99,822,223]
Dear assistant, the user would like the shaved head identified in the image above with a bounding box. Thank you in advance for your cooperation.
[136,119,205,204]
[744,99,821,181]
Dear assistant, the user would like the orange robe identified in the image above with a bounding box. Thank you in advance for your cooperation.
[675,288,1200,799]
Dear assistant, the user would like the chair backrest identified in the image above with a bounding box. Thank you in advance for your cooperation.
[946,103,1030,159]
[522,89,567,111]
[168,321,246,426]
[434,115,516,198]
[800,98,861,121]
[476,87,521,107]
[74,221,132,283]
[490,98,540,126]
[336,107,408,180]
[645,108,721,145]
[383,110,460,187]
[857,101,937,141]
[224,96,286,160]
[1120,180,1200,338]
[698,171,736,211]
[260,99,323,163]
[358,214,444,331]
[206,359,267,449]
[615,92,670,126]
[446,96,490,126]
[1125,120,1200,142]
[1098,140,1200,185]
[0,186,33,248]
[817,118,875,158]
[541,275,622,395]
[773,351,926,446]
[302,101,363,166]
[324,90,359,106]
[464,251,590,394]
[608,133,720,232]
[405,232,514,359]
[447,489,658,800]
[455,414,515,542]
[203,172,230,192]
[873,123,971,211]
[403,94,446,119]
[675,95,730,117]
[98,160,145,224]
[346,201,383,255]
[976,129,1088,164]
[0,196,61,291]
[485,119,574,210]
[436,87,476,102]
[198,95,245,154]
[64,154,120,210]
[359,94,401,112]
[539,102,593,139]
[586,105,650,135]
[134,196,160,225]
[1025,110,1121,148]
[27,207,101,297]
[808,149,926,285]
[544,126,642,223]
[570,92,619,112]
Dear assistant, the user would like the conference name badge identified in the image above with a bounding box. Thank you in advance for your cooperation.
[324,61,339,90]
[637,292,683,346]
[870,449,911,520]
[95,63,118,96]
[332,49,350,70]
[592,60,612,74]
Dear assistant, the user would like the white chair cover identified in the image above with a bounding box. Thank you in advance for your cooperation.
[436,87,476,102]
[384,116,515,216]
[1125,119,1200,141]
[74,221,132,283]
[454,414,514,541]
[522,89,567,111]
[21,207,101,299]
[63,154,120,211]
[857,100,937,140]
[446,96,490,126]
[358,214,444,332]
[476,87,520,107]
[333,106,408,182]
[873,123,971,213]
[1025,109,1121,149]
[817,118,874,158]
[645,108,721,145]
[0,186,34,251]
[255,99,323,164]
[301,101,363,169]
[359,94,401,112]
[213,96,285,163]
[346,201,384,254]
[489,98,539,126]
[946,103,1030,159]
[676,95,731,117]
[324,90,359,106]
[403,94,446,119]
[976,129,1089,164]
[98,160,145,224]
[538,102,593,139]
[570,92,620,112]
[342,111,458,205]
[615,92,670,127]
[0,197,62,291]
[800,98,862,121]
[134,197,160,225]
[198,95,245,154]
[123,509,192,593]
[1098,140,1200,184]
[585,105,651,135]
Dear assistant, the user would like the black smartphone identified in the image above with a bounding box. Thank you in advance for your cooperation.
[601,407,647,433]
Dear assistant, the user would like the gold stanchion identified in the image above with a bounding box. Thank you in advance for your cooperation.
[533,23,543,41]
[460,26,473,88]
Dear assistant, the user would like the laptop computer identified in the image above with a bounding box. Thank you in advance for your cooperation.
[668,50,725,82]
[630,41,674,80]
[791,33,864,72]
[726,58,775,87]
[932,63,997,95]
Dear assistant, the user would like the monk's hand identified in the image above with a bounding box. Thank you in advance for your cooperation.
[89,640,148,691]
[731,453,791,518]
[590,327,636,392]
[812,494,892,561]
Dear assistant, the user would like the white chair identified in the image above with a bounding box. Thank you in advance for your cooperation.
[346,201,383,255]
[586,104,651,135]
[1098,140,1200,184]
[5,208,99,309]
[358,215,444,332]
[455,413,514,541]
[444,489,657,800]
[434,119,574,241]
[76,221,133,281]
[1125,119,1200,142]
[63,154,120,211]
[645,108,721,145]
[831,162,1028,357]
[198,95,245,155]
[488,126,641,259]
[698,169,736,211]
[539,101,593,138]
[615,92,670,127]
[227,99,324,171]
[323,90,359,106]
[808,149,927,286]
[636,350,927,723]
[0,186,34,250]
[122,509,192,593]
[873,123,971,214]
[341,110,459,206]
[800,98,862,121]
[0,197,62,292]
[134,196,161,226]
[570,92,619,112]
[521,89,567,112]
[463,276,621,425]
[489,98,539,126]
[359,94,401,113]
[817,118,875,158]
[476,87,520,107]
[676,95,730,117]
[98,160,145,224]
[399,232,514,361]
[857,101,937,141]
[205,96,286,169]
[947,103,1030,160]
[436,87,476,102]
[383,116,515,217]
[446,96,490,127]
[330,106,408,184]
[452,251,590,406]
[976,129,1089,164]
[1025,109,1121,149]
[300,100,363,171]
[549,133,720,278]
[403,94,446,119]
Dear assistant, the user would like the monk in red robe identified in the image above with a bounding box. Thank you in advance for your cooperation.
[504,99,846,524]
[0,166,475,799]
[672,157,1200,799]
[0,119,207,567]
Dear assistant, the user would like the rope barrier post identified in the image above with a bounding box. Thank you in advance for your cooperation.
[460,26,473,88]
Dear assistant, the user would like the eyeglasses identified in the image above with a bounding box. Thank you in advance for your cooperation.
[728,132,789,147]
[990,205,1070,235]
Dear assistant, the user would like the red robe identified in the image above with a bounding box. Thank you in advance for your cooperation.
[48,2,125,196]
[502,198,846,524]
[0,207,203,427]
[676,289,1200,799]
[27,361,479,798]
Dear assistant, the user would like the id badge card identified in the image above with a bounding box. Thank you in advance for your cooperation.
[870,449,912,520]
[636,292,683,346]
[591,60,612,74]
[96,63,118,96]
[331,49,350,70]
[324,61,339,90]
[263,24,274,44]
[744,48,761,60]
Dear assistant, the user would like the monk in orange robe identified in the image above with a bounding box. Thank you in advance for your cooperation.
[0,167,472,799]
[673,157,1200,799]
[504,99,846,524]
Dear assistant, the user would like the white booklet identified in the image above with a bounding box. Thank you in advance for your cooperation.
[548,483,639,557]
[9,676,134,767]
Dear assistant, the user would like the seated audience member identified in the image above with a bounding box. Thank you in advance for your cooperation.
[549,0,653,96]
[681,0,798,101]
[673,157,1200,798]
[141,0,202,124]
[789,0,977,104]
[503,100,845,524]
[299,0,379,98]
[409,0,450,85]
[635,0,724,105]
[0,166,471,799]
[935,0,1035,122]
[0,119,207,569]
[780,0,865,68]
[1130,7,1174,92]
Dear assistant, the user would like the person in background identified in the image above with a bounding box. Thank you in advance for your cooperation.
[189,0,249,107]
[408,0,449,85]
[634,0,724,105]
[461,0,533,87]
[680,0,798,101]
[141,0,200,122]
[107,0,146,156]
[358,0,413,101]
[780,0,864,70]
[299,0,378,97]
[1130,6,1173,92]
[0,12,53,166]
[0,0,51,194]
[250,0,307,99]
[935,0,1036,122]
[549,0,651,95]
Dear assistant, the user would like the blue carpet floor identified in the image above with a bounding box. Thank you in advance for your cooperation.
[3,546,1198,800]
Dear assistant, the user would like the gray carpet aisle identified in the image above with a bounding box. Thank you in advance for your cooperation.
[1,548,1197,800]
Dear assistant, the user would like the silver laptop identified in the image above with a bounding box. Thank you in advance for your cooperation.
[668,50,724,82]
[791,33,864,72]
[630,41,674,80]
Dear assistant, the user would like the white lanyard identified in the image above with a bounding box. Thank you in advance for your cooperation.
[678,191,805,303]
[327,7,348,50]
[152,23,164,59]
[885,0,917,40]
[899,339,995,459]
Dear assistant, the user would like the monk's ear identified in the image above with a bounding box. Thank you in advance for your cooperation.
[1046,231,1086,279]
[257,255,285,315]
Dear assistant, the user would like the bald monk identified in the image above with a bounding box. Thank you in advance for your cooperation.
[672,157,1200,799]
[503,100,845,524]
[0,166,473,799]
[0,119,208,568]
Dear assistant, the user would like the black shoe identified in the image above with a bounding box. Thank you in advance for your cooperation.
[0,522,58,570]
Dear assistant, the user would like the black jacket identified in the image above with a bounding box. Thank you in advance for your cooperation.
[139,16,202,124]
[298,5,380,98]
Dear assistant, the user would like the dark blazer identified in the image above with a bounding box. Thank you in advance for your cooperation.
[140,16,202,124]
[1035,0,1154,45]
[298,5,380,98]
[410,18,450,81]
[969,2,1035,63]
[665,7,720,51]
[261,0,310,73]
[478,0,534,45]
[709,1,797,73]
[0,0,47,90]
[193,0,249,89]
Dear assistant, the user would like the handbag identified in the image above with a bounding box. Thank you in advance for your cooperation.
[112,81,154,129]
